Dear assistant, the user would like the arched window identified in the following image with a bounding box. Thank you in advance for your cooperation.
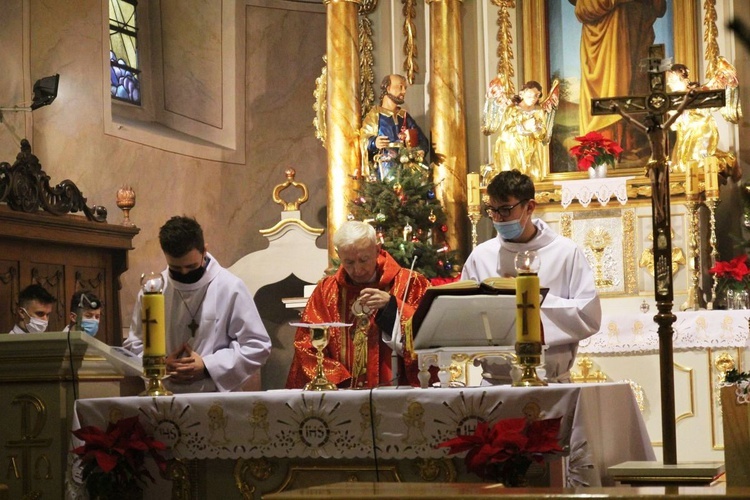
[109,0,140,105]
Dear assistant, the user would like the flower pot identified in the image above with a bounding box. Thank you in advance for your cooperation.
[595,163,608,178]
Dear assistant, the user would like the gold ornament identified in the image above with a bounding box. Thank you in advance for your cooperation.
[428,209,437,223]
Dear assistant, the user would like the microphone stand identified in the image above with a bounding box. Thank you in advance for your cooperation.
[73,293,87,332]
[391,253,419,386]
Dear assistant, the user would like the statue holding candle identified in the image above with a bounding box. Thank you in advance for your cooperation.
[481,78,559,182]
[666,61,742,184]
[461,170,601,383]
[123,216,272,393]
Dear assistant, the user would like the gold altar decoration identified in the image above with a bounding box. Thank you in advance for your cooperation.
[115,185,136,227]
[324,0,361,256]
[570,356,607,384]
[272,168,309,211]
[358,0,377,118]
[682,167,706,310]
[466,172,481,249]
[401,0,419,84]
[491,0,516,91]
[584,227,615,288]
[313,56,327,145]
[140,272,171,397]
[638,228,686,278]
[426,0,468,261]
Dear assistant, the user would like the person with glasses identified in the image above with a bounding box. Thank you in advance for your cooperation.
[9,284,56,334]
[461,170,601,383]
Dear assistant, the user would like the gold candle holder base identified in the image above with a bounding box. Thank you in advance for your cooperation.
[140,355,172,397]
[304,327,338,392]
[513,342,547,387]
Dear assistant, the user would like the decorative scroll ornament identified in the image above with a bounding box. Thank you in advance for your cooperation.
[313,56,327,146]
[401,0,418,84]
[703,0,719,81]
[492,0,516,94]
[359,0,377,118]
[0,139,107,222]
[272,168,309,211]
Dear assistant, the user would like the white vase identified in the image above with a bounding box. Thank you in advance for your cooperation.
[595,163,608,178]
[588,167,597,179]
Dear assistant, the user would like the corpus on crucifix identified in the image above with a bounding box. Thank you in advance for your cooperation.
[590,44,725,465]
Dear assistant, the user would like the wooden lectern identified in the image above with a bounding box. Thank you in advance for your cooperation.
[0,332,143,499]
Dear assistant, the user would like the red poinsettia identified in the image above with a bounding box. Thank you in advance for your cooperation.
[437,416,563,485]
[569,131,623,172]
[72,415,167,498]
[710,254,750,295]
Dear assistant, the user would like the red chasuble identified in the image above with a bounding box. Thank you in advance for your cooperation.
[286,250,431,389]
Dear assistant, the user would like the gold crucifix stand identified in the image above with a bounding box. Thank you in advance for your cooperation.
[591,44,725,465]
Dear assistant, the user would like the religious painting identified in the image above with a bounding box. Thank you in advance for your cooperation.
[521,0,700,183]
[559,208,638,297]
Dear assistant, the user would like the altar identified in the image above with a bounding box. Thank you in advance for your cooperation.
[69,383,653,498]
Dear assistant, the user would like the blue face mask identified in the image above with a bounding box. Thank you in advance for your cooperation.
[493,220,524,241]
[81,318,99,336]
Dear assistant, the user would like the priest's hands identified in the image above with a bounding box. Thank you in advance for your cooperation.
[166,343,208,384]
[359,288,391,310]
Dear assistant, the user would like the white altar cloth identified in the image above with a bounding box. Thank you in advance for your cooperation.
[578,310,750,355]
[71,383,652,489]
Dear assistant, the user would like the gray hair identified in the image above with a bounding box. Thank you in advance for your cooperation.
[333,221,377,251]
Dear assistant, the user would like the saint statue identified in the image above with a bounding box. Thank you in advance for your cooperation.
[481,78,559,182]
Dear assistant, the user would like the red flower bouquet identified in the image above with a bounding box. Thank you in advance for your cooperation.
[569,131,623,172]
[710,254,750,297]
[72,415,167,499]
[437,416,563,486]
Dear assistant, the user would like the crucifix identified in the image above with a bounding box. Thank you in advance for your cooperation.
[591,44,725,465]
[516,291,534,338]
[142,306,157,349]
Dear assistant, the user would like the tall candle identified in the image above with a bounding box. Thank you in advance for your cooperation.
[685,160,698,195]
[467,173,480,208]
[515,272,542,343]
[142,292,166,356]
[704,156,719,196]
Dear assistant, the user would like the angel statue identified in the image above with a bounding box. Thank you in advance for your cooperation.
[481,77,559,183]
[666,59,742,182]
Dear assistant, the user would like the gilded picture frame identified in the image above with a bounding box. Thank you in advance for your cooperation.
[521,0,700,200]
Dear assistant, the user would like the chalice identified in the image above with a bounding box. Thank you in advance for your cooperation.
[116,185,136,227]
[291,322,350,391]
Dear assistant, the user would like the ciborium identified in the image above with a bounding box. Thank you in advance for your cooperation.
[116,185,136,227]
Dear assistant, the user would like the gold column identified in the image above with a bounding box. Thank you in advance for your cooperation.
[324,0,361,256]
[426,0,468,262]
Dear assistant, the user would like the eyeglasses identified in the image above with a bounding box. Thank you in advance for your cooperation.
[485,200,526,219]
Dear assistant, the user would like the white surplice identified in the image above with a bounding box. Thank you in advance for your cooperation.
[124,252,271,392]
[462,219,602,381]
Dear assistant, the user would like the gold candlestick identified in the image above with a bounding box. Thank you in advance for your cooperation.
[706,198,721,309]
[513,341,547,387]
[681,198,706,311]
[468,211,481,249]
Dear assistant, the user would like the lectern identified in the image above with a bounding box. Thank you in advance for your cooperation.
[0,332,142,499]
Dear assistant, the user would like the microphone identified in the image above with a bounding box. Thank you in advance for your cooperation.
[390,249,422,385]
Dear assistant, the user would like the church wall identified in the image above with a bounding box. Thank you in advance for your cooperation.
[0,0,327,343]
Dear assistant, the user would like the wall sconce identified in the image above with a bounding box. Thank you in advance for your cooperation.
[0,74,60,121]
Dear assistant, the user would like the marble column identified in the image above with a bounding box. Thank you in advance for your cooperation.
[426,0,468,262]
[324,0,361,256]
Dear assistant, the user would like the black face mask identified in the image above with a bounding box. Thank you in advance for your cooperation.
[170,264,206,284]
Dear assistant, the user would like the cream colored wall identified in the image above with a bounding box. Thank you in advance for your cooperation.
[0,0,328,349]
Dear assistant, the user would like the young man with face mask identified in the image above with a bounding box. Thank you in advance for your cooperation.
[10,284,56,334]
[461,170,601,382]
[62,291,102,336]
[123,216,272,393]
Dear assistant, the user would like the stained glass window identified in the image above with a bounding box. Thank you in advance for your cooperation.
[109,0,140,105]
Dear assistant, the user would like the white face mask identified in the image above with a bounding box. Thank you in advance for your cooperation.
[22,308,48,333]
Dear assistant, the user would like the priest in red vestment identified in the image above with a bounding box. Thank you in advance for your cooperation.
[286,221,431,389]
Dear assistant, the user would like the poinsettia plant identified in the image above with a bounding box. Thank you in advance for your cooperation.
[71,415,168,499]
[569,131,623,172]
[709,254,750,295]
[437,416,563,486]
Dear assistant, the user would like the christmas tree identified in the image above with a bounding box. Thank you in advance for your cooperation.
[349,146,461,279]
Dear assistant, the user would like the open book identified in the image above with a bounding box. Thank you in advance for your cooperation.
[411,277,546,350]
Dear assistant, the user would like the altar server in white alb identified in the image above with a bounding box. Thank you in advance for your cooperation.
[124,216,271,392]
[462,170,601,382]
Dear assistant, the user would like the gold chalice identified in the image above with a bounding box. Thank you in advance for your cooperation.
[305,326,337,391]
[116,185,136,227]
